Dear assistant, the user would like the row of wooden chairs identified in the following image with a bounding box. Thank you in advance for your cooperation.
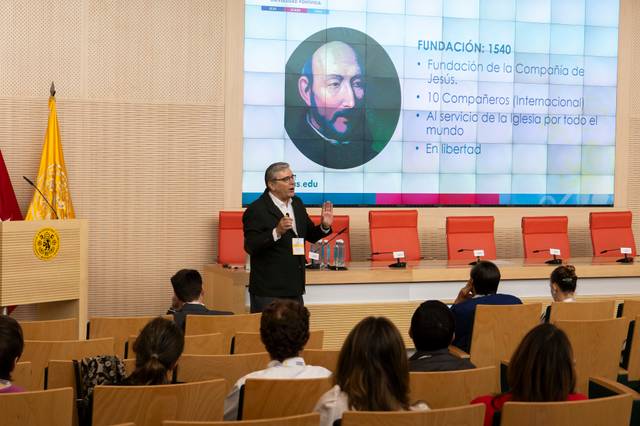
[2,379,634,426]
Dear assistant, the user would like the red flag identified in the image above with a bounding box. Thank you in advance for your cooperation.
[0,150,23,221]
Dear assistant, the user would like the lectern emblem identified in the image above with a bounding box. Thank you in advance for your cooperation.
[33,227,60,261]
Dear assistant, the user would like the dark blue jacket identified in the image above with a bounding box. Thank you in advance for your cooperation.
[451,293,522,352]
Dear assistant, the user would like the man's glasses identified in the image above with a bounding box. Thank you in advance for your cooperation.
[272,174,296,183]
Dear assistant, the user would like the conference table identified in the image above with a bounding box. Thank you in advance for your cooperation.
[204,257,640,349]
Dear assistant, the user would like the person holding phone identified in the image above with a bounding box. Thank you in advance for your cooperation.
[243,162,333,313]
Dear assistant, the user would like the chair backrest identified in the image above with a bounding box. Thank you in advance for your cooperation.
[627,315,640,381]
[162,413,321,426]
[185,313,262,353]
[500,394,632,426]
[549,300,616,322]
[469,304,541,368]
[92,379,226,426]
[233,330,324,354]
[22,337,115,390]
[590,211,637,257]
[89,316,167,358]
[20,318,79,341]
[409,366,498,409]
[218,211,246,265]
[306,215,351,263]
[0,387,74,426]
[128,333,226,357]
[340,404,485,426]
[241,377,333,420]
[620,299,640,319]
[176,353,270,393]
[369,210,420,261]
[521,216,571,259]
[13,361,33,391]
[446,216,497,260]
[300,349,339,373]
[556,318,629,393]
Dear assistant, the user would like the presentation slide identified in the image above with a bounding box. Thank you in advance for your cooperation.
[242,0,619,206]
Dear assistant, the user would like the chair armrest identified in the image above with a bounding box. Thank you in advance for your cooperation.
[589,376,640,399]
[448,346,470,359]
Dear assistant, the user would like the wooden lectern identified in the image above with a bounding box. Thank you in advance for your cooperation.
[0,219,88,339]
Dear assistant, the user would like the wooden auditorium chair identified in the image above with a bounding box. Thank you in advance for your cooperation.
[555,318,629,394]
[409,366,498,409]
[369,210,421,262]
[232,330,324,354]
[185,313,261,354]
[127,332,226,357]
[306,214,351,264]
[89,315,169,359]
[466,304,541,369]
[590,211,637,259]
[340,404,485,426]
[521,216,570,261]
[239,377,333,420]
[300,349,339,373]
[218,211,246,265]
[19,318,79,341]
[92,379,226,426]
[12,361,33,391]
[162,413,320,426]
[21,337,115,389]
[446,216,497,261]
[176,353,271,393]
[500,394,632,426]
[0,387,74,426]
[548,300,616,322]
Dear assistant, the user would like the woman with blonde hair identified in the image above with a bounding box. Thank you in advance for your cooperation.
[314,316,427,425]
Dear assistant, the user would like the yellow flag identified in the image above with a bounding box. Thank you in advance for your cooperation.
[25,94,75,220]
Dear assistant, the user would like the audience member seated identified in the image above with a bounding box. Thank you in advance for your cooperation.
[169,269,232,330]
[314,316,428,426]
[450,261,522,352]
[0,315,24,393]
[550,265,577,303]
[409,300,475,371]
[124,317,184,385]
[224,300,331,420]
[471,323,587,426]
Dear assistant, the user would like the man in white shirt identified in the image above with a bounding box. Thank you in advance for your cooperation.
[243,162,333,313]
[223,299,332,420]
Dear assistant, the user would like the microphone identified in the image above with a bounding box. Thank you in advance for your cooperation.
[23,176,59,219]
[457,248,483,266]
[370,250,407,269]
[600,248,634,263]
[532,248,562,265]
[284,212,297,236]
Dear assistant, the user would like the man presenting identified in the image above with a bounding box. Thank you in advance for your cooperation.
[243,162,333,313]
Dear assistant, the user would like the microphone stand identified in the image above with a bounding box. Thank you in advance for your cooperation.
[371,251,407,268]
[457,248,481,266]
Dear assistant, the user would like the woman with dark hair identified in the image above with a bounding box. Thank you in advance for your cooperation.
[124,317,184,386]
[471,323,586,426]
[314,316,428,426]
[550,265,578,302]
[0,315,24,393]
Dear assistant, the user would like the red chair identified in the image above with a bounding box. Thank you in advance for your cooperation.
[217,211,246,265]
[522,216,570,260]
[305,215,351,263]
[446,216,496,261]
[590,211,637,258]
[369,210,421,261]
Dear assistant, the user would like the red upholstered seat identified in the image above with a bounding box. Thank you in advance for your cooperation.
[446,216,496,260]
[522,216,570,259]
[369,210,421,261]
[217,211,246,265]
[305,215,351,263]
[590,211,637,257]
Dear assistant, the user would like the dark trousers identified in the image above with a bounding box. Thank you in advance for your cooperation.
[249,294,304,313]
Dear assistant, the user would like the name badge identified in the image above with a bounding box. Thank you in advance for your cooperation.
[550,248,561,256]
[308,251,320,261]
[473,249,485,257]
[393,251,405,259]
[292,238,305,255]
[621,247,633,254]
